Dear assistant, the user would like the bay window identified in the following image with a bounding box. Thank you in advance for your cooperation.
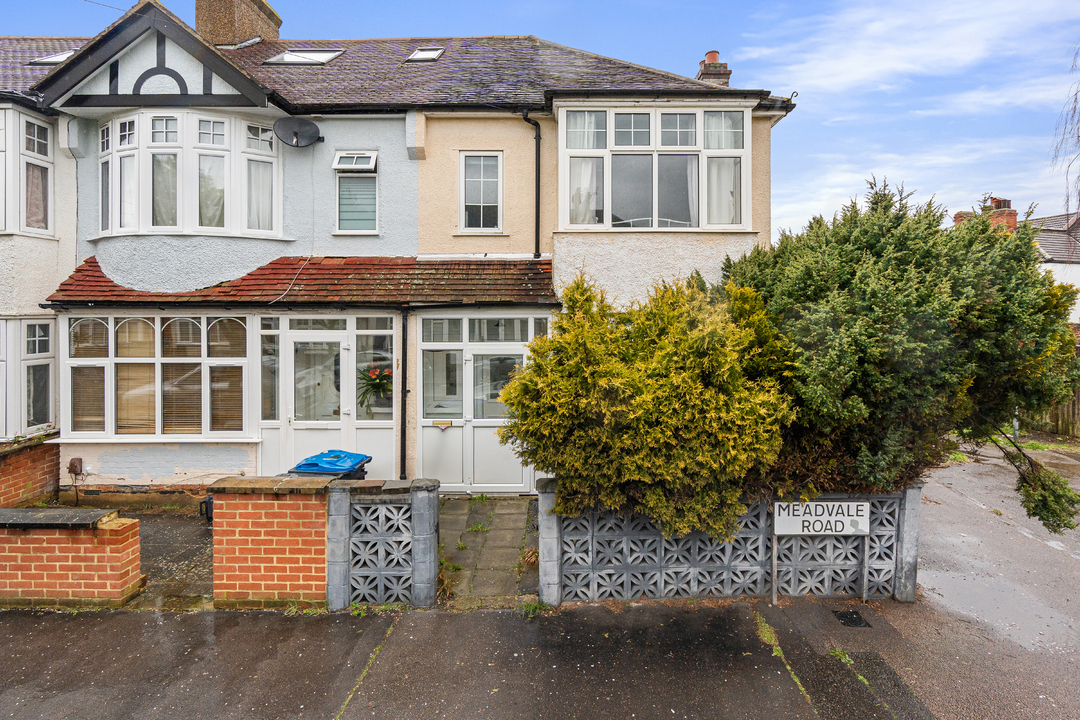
[97,112,280,237]
[66,316,248,437]
[561,106,750,230]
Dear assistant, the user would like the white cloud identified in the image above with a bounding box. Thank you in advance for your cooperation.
[738,0,1080,94]
[914,76,1079,116]
[770,136,1069,238]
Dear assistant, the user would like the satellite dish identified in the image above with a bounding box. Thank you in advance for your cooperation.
[273,117,322,148]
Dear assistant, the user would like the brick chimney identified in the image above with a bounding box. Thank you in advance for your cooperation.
[988,197,1018,232]
[953,198,1018,232]
[195,0,282,46]
[695,50,732,87]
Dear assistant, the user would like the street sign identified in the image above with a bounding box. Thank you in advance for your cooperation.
[773,501,871,536]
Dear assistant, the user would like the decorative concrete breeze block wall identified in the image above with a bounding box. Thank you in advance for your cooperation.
[326,478,440,610]
[0,432,60,508]
[210,477,329,608]
[538,480,924,606]
[0,509,141,607]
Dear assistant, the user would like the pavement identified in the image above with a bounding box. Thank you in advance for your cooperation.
[2,445,1079,719]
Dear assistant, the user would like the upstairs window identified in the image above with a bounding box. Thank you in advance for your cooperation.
[151,117,178,144]
[460,153,502,232]
[264,49,344,65]
[98,112,279,237]
[335,152,378,233]
[246,124,273,153]
[406,47,445,62]
[21,116,53,233]
[561,107,749,230]
[25,120,49,157]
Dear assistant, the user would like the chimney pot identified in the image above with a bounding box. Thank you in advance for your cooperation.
[705,50,720,64]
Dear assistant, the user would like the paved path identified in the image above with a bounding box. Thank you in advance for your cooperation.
[439,497,538,607]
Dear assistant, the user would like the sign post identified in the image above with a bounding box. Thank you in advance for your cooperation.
[772,501,871,605]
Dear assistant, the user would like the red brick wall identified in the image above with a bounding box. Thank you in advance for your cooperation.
[0,518,141,606]
[0,435,60,508]
[212,492,327,607]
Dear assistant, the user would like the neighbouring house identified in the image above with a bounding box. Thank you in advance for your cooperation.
[0,38,83,444]
[1031,212,1080,324]
[12,0,792,494]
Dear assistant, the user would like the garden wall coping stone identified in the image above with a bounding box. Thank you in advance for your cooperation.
[208,476,331,495]
[0,508,118,529]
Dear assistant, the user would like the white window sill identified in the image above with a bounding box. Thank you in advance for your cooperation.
[453,232,510,237]
[91,231,293,242]
[331,231,380,236]
[14,229,57,240]
[48,436,263,444]
[558,227,753,233]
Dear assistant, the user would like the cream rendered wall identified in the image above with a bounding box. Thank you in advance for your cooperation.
[418,113,557,255]
[751,115,772,249]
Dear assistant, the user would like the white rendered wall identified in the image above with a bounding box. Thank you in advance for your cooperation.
[1045,262,1080,323]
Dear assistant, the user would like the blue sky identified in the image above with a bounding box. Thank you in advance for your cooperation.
[11,0,1080,238]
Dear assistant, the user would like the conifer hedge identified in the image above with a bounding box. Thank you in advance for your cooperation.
[499,183,1080,536]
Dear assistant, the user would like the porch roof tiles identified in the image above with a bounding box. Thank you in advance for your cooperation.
[47,256,558,307]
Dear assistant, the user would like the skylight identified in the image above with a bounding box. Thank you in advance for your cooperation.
[406,47,445,62]
[264,49,344,65]
[28,50,75,66]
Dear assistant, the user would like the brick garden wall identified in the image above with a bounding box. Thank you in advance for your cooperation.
[0,517,141,606]
[0,433,60,508]
[212,492,328,607]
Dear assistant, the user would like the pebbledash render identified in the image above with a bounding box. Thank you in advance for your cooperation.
[5,0,793,494]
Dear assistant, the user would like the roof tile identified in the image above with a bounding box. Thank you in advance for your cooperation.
[49,256,558,307]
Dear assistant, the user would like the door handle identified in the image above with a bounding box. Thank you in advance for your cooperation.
[342,408,352,416]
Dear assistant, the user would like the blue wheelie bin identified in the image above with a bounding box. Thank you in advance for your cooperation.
[284,449,373,480]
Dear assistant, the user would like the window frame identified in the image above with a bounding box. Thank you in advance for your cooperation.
[18,113,55,237]
[62,314,251,439]
[557,104,753,232]
[458,151,504,234]
[96,111,281,239]
[334,171,379,236]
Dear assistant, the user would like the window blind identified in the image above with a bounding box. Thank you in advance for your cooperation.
[210,366,243,431]
[162,363,201,433]
[71,366,105,432]
[71,319,109,358]
[116,363,155,433]
[338,175,376,230]
[208,318,246,357]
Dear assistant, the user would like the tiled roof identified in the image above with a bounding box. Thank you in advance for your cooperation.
[48,256,558,306]
[0,37,88,93]
[221,36,769,109]
[1031,214,1080,264]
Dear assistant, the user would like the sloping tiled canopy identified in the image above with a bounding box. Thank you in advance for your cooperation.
[48,256,558,307]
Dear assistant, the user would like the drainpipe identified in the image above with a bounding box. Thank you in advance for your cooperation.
[399,308,409,480]
[521,109,542,259]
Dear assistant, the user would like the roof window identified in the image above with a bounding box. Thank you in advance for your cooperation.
[28,50,76,66]
[406,47,445,62]
[333,151,378,171]
[264,49,344,65]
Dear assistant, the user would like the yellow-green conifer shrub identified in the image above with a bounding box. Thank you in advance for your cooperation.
[498,276,795,540]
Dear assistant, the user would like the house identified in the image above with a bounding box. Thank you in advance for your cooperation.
[1030,212,1080,323]
[15,0,793,494]
[0,37,83,443]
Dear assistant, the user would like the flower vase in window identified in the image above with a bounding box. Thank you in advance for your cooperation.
[357,365,393,419]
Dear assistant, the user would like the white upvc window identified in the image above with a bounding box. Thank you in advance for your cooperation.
[97,111,279,237]
[20,115,53,235]
[22,320,55,432]
[559,106,751,231]
[334,151,378,234]
[459,152,503,233]
[64,315,249,438]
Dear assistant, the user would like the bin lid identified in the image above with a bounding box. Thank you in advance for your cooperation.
[293,450,372,474]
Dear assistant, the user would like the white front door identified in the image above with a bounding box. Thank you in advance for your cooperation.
[262,315,398,479]
[417,314,547,494]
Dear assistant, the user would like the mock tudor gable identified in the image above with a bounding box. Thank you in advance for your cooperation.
[34,0,267,109]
